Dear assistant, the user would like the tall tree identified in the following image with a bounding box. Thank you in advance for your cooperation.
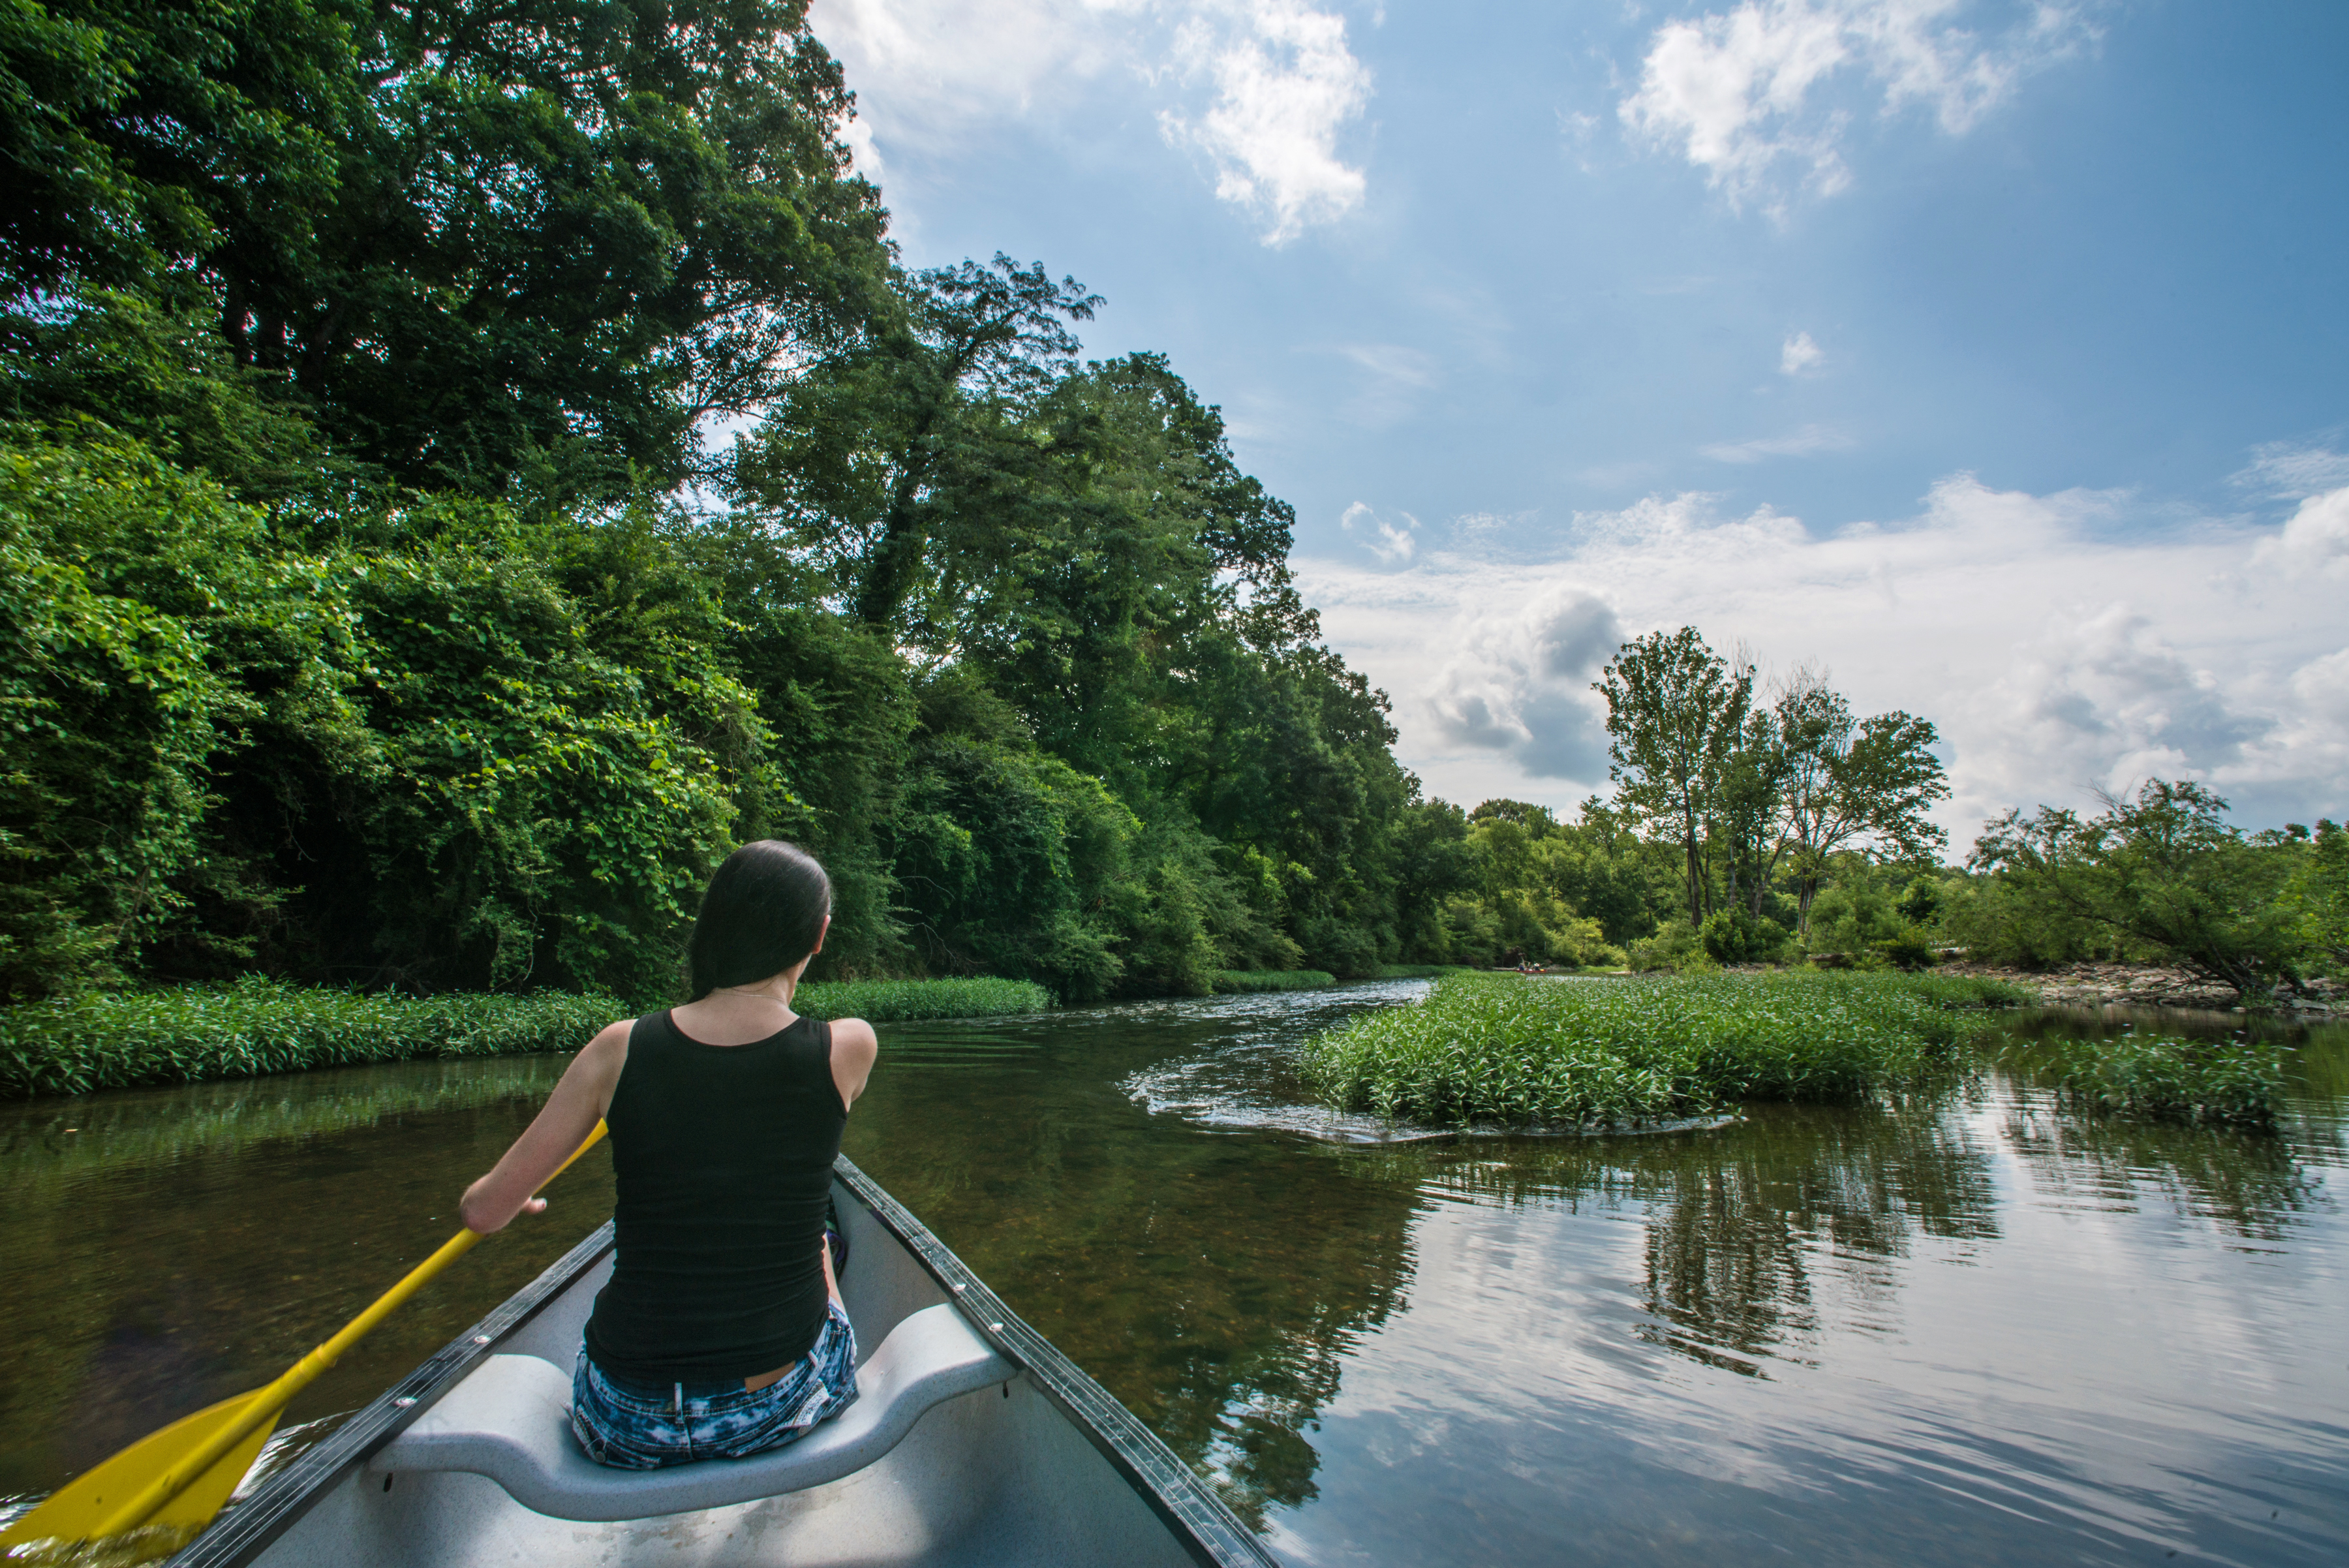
[1594,628,1753,923]
[727,253,1100,627]
[6,0,896,502]
[1776,670,1949,939]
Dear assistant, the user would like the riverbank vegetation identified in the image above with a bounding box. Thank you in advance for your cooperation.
[1212,970,1337,994]
[1300,972,2025,1130]
[0,983,617,1097]
[795,977,1052,1022]
[0,976,1049,1097]
[1414,631,2345,998]
[2048,1033,2288,1131]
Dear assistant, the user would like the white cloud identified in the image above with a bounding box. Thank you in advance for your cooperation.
[1428,588,1623,780]
[1160,0,1374,243]
[1618,1,2094,212]
[2231,440,2349,500]
[1328,342,1439,425]
[1298,472,2347,834]
[812,0,1370,241]
[1702,423,1854,462]
[2250,485,2349,577]
[1781,330,1824,376]
[1340,500,1417,562]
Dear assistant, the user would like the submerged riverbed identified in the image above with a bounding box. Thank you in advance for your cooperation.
[3,980,2344,1564]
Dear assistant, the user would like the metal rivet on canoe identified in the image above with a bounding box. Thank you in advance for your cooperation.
[951,1282,966,1293]
[393,1396,416,1407]
[472,1335,491,1344]
[989,1323,1004,1332]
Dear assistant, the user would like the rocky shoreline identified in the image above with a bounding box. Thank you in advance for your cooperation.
[1937,961,2348,1018]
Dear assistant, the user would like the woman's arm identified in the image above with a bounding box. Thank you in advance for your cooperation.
[830,1017,879,1111]
[459,1020,630,1234]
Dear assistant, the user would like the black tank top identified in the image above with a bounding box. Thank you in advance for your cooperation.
[581,1009,846,1383]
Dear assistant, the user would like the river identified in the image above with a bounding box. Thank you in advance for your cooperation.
[3,980,2344,1564]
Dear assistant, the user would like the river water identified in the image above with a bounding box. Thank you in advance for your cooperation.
[3,980,2345,1564]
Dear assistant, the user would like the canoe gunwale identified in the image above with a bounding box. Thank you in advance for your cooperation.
[172,1157,1280,1568]
[171,1220,619,1568]
[829,1155,1279,1568]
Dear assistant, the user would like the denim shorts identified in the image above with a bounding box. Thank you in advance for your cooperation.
[570,1302,860,1469]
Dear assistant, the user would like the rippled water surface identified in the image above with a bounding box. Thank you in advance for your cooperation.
[4,980,2346,1565]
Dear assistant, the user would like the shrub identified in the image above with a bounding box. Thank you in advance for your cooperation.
[2051,1034,2286,1130]
[1700,908,1791,965]
[1374,964,1477,980]
[794,977,1053,1022]
[1299,970,2024,1130]
[1871,926,1939,970]
[1211,969,1337,994]
[0,981,621,1098]
[1628,919,1712,972]
[1,975,1056,1096]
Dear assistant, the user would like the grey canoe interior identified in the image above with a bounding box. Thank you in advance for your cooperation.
[173,1157,1275,1568]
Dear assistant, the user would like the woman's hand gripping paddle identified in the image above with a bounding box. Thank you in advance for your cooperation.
[0,1122,608,1565]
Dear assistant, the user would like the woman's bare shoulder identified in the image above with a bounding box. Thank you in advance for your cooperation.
[828,1016,879,1057]
[568,1017,634,1084]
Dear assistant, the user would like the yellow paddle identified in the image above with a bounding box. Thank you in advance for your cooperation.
[0,1120,609,1565]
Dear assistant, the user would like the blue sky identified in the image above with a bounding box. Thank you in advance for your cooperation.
[809,0,2349,838]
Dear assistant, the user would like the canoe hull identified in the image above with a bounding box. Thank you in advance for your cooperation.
[173,1158,1272,1568]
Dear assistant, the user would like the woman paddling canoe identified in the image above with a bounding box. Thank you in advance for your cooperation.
[457,840,880,1470]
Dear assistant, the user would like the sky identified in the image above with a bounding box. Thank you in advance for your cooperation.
[803,0,2349,842]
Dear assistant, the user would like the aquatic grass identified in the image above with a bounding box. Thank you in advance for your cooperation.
[1372,965,1480,980]
[2051,1033,2286,1130]
[1,976,1056,1098]
[1300,971,2024,1130]
[1212,969,1338,994]
[794,976,1053,1022]
[0,981,621,1098]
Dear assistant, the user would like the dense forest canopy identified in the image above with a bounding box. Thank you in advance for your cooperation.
[5,0,2340,1006]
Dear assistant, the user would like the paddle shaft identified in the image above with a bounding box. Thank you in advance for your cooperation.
[90,1120,610,1541]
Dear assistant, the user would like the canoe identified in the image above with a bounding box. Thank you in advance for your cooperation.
[172,1156,1278,1567]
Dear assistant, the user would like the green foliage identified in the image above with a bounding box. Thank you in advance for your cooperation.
[1595,627,1754,923]
[1628,919,1712,973]
[793,977,1052,1022]
[1971,780,2309,996]
[1373,964,1477,979]
[2049,1033,2286,1130]
[1700,907,1792,965]
[2278,818,2348,974]
[1871,927,1939,970]
[1298,970,2023,1130]
[0,981,620,1097]
[1211,969,1336,993]
[6,0,895,505]
[0,427,345,996]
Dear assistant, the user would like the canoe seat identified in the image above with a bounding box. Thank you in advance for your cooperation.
[367,1304,1016,1522]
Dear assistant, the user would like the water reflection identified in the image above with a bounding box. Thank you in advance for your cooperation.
[0,1058,607,1499]
[844,992,1432,1526]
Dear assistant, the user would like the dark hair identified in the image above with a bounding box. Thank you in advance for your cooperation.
[684,840,833,1000]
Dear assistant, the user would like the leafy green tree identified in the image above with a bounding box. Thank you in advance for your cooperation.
[728,254,1101,627]
[8,0,894,503]
[1971,780,2306,998]
[1775,670,1948,940]
[2279,819,2348,974]
[0,427,339,996]
[1595,627,1753,924]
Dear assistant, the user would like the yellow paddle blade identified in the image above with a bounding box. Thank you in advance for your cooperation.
[0,1392,277,1565]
